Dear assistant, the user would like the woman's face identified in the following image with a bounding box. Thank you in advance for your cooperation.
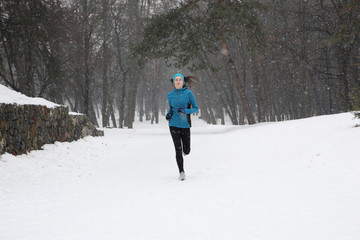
[174,76,184,89]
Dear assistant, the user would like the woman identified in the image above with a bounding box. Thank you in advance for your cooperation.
[166,73,199,181]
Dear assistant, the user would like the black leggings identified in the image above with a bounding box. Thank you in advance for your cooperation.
[169,126,191,173]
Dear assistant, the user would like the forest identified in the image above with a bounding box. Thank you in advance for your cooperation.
[1,0,359,127]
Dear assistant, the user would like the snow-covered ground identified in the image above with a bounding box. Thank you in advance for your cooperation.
[1,112,360,240]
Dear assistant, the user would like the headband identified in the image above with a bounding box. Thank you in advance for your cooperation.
[172,73,184,83]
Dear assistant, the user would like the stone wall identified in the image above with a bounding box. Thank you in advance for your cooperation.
[0,104,104,155]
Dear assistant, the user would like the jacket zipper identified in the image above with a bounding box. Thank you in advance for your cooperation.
[176,90,179,108]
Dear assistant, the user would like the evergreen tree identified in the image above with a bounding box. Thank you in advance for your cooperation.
[135,0,267,124]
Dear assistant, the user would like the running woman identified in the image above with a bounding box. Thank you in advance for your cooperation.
[166,73,199,181]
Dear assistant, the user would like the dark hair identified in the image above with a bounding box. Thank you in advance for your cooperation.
[170,75,198,88]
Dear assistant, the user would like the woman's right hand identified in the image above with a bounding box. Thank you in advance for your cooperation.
[166,113,172,121]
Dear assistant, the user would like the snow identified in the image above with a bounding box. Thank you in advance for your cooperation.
[0,84,60,108]
[1,112,360,240]
[1,81,360,238]
[69,112,84,116]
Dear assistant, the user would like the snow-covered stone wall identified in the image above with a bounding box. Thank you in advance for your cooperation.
[0,104,103,155]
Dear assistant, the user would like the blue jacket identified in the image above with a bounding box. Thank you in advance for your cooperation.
[167,87,199,128]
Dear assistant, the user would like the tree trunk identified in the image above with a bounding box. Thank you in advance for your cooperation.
[151,59,160,124]
[118,76,126,128]
[223,53,256,124]
[251,57,266,122]
[101,0,109,128]
[109,100,117,128]
[83,0,91,119]
[215,1,256,124]
[202,55,238,124]
[88,98,99,127]
[336,47,353,111]
[125,70,140,129]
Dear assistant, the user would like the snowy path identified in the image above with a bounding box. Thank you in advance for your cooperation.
[1,113,360,240]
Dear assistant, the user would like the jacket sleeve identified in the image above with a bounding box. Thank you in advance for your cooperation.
[167,96,173,115]
[185,91,199,115]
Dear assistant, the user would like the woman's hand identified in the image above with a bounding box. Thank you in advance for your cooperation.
[177,108,186,115]
[166,113,172,121]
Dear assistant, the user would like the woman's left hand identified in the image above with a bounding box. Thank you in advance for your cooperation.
[177,108,186,115]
